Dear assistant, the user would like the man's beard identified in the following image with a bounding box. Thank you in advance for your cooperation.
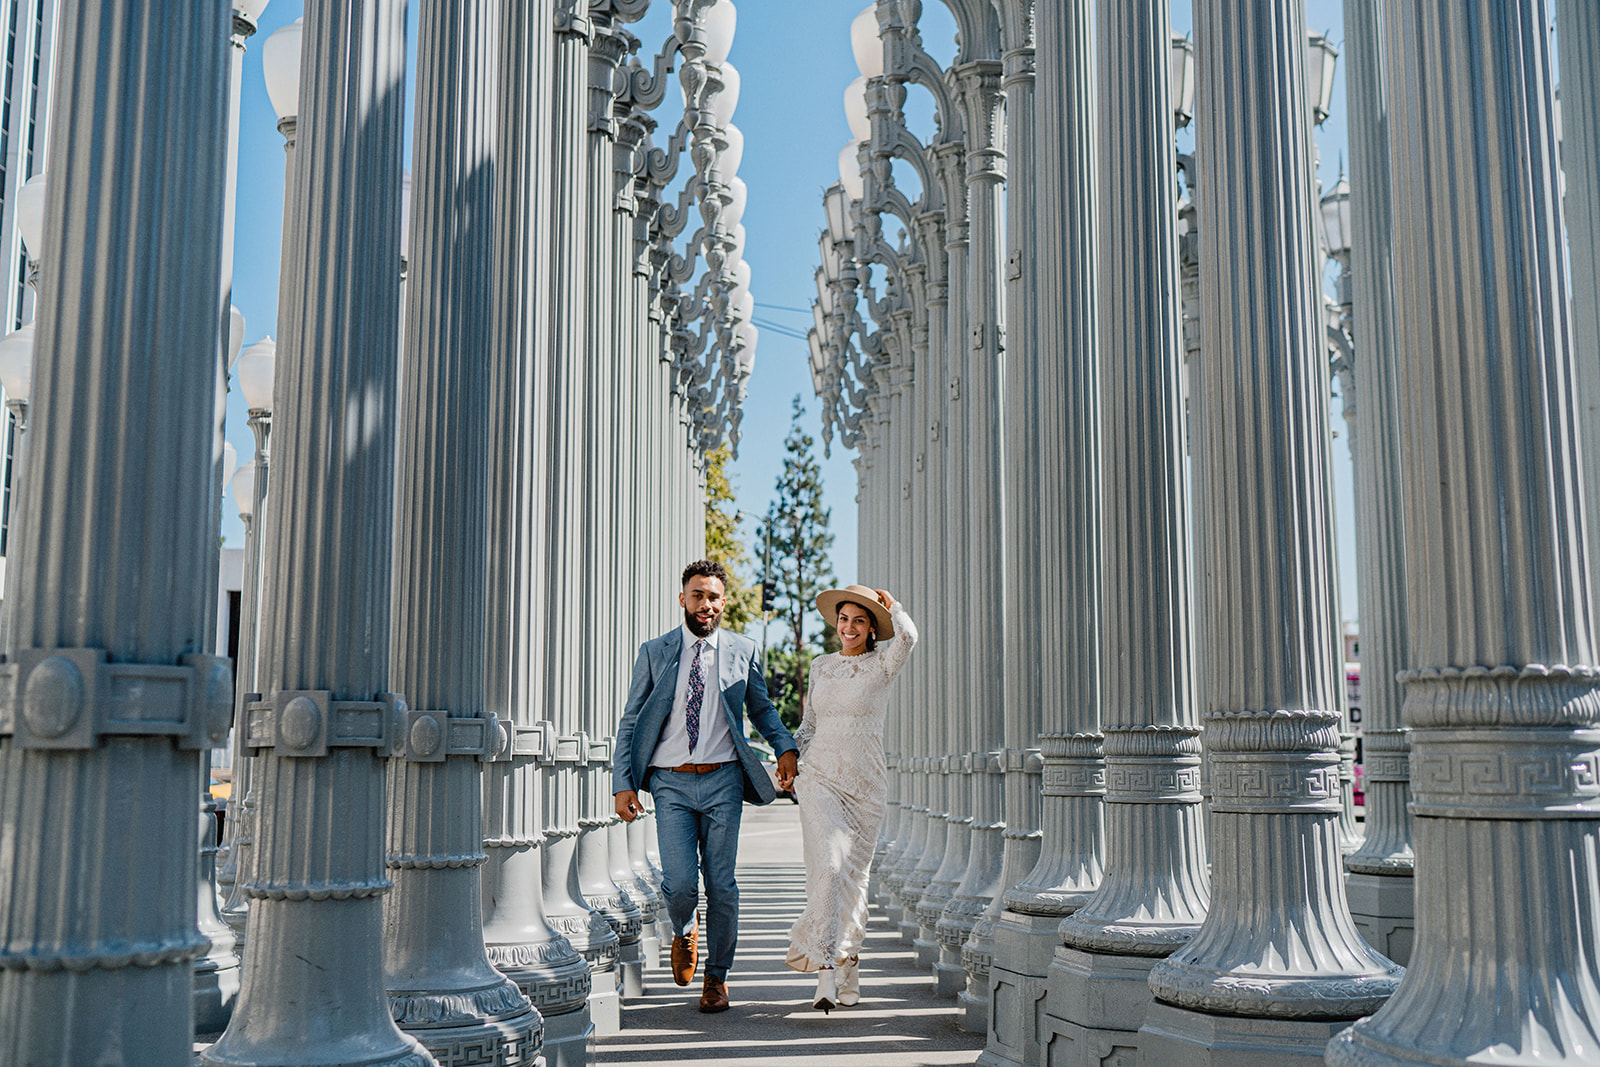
[684,608,720,638]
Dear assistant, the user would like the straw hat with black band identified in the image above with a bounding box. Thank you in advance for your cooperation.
[815,584,896,639]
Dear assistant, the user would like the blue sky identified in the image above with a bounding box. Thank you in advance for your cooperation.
[223,0,1354,619]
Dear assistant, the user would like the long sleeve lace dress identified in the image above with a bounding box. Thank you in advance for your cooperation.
[785,602,918,972]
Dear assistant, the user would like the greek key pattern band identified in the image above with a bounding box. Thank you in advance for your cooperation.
[1409,727,1600,819]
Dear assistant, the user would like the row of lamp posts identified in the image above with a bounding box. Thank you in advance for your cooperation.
[0,0,755,1064]
[810,2,1600,1066]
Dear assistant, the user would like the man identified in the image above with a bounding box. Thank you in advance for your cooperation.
[613,559,799,1013]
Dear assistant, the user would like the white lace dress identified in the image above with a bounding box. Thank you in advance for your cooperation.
[785,603,918,972]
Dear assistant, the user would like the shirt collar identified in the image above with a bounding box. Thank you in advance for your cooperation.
[680,624,721,652]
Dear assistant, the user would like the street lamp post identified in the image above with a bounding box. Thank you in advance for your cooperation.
[1336,0,1416,969]
[201,0,427,1062]
[219,337,274,943]
[0,2,236,1058]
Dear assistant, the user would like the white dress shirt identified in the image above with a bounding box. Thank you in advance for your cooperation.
[649,624,737,767]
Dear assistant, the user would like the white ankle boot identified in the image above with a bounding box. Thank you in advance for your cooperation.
[838,956,860,1006]
[813,968,837,1014]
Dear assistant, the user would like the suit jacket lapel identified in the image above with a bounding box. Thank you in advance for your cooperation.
[719,634,741,726]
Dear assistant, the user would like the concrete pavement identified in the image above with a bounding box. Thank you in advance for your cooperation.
[598,801,986,1066]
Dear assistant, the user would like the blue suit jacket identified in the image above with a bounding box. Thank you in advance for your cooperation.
[612,627,798,805]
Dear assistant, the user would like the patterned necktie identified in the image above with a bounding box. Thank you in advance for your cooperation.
[686,640,706,752]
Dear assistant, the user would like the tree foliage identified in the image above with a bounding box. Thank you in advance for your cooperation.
[759,396,836,725]
[704,445,760,633]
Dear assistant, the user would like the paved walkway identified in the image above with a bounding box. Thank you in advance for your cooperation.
[600,802,985,1067]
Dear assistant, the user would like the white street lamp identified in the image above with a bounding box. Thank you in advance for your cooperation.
[234,0,271,23]
[230,459,256,521]
[0,324,34,423]
[838,140,866,200]
[1320,172,1352,261]
[700,0,737,66]
[16,172,46,286]
[262,18,303,123]
[818,232,843,285]
[824,182,853,246]
[725,175,748,231]
[845,75,872,141]
[721,123,745,178]
[1171,33,1196,130]
[233,337,276,414]
[851,5,885,79]
[1306,32,1339,127]
[710,63,741,128]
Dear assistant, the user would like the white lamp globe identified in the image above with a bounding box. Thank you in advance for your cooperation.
[720,123,745,178]
[262,18,303,122]
[710,63,741,128]
[228,306,247,370]
[231,460,257,519]
[0,324,33,404]
[235,0,272,23]
[235,337,277,413]
[845,75,871,141]
[838,141,866,200]
[728,224,747,263]
[733,290,755,324]
[725,177,748,231]
[700,0,737,65]
[851,6,885,78]
[730,259,752,305]
[222,440,239,486]
[16,173,46,263]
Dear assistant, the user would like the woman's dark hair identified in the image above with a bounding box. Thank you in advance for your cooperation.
[681,559,729,588]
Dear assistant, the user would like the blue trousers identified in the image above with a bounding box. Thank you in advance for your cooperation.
[649,763,745,980]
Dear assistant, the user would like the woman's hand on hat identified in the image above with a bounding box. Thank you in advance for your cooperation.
[875,588,894,609]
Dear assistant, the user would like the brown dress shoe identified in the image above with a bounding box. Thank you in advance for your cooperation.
[699,974,730,1013]
[670,926,698,987]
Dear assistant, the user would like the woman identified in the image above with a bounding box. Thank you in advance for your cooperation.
[785,584,917,1012]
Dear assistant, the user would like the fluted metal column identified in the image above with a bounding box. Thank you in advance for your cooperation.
[572,10,642,1004]
[1330,2,1600,1062]
[1043,1,1209,1060]
[1562,0,1600,645]
[0,1,231,1058]
[612,104,662,979]
[541,0,623,1036]
[994,0,1103,1053]
[478,4,594,1059]
[938,4,1008,1004]
[1142,0,1403,1058]
[915,135,972,987]
[381,2,542,1062]
[203,2,430,1065]
[222,54,302,938]
[1339,0,1415,967]
[901,204,952,950]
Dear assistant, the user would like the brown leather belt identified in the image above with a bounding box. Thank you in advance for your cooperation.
[662,761,734,774]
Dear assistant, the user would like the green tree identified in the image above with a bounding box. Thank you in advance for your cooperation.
[703,445,759,632]
[759,396,836,727]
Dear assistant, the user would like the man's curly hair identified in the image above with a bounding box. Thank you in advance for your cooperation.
[681,558,729,589]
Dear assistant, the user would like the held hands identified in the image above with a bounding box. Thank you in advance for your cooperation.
[615,789,643,822]
[776,750,798,790]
